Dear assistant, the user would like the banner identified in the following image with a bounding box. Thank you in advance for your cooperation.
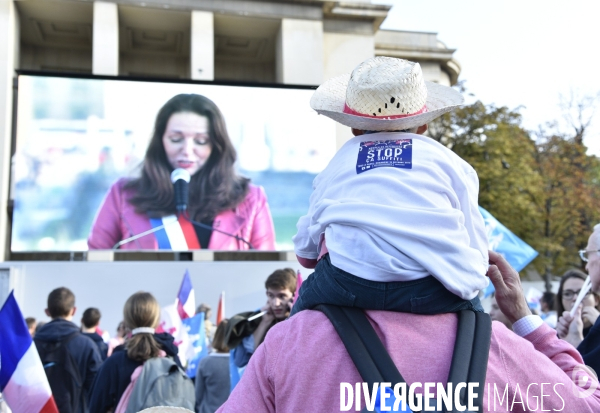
[479,207,538,297]
[183,313,209,379]
[157,303,192,365]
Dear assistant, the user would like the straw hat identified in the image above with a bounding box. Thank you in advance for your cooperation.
[137,408,194,413]
[310,56,463,131]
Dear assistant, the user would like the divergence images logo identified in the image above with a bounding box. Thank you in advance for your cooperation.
[572,364,598,398]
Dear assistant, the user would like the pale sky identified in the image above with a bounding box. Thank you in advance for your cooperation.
[374,0,600,154]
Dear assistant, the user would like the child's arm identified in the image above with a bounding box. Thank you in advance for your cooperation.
[292,176,324,266]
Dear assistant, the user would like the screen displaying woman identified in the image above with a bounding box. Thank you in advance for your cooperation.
[88,94,276,250]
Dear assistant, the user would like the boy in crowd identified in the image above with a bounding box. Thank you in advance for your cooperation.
[228,268,296,369]
[81,307,108,361]
[25,316,36,337]
[34,287,102,413]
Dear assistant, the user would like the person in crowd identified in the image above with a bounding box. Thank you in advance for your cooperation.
[228,268,296,369]
[555,268,599,346]
[556,225,600,375]
[34,287,102,413]
[34,320,46,335]
[25,316,36,337]
[217,56,600,412]
[196,303,215,344]
[217,251,600,412]
[81,307,109,361]
[195,320,231,413]
[88,94,276,251]
[540,291,558,328]
[291,57,487,318]
[88,292,184,413]
[107,321,129,357]
[489,293,512,329]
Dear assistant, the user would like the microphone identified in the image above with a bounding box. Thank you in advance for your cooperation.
[113,169,255,250]
[171,168,191,212]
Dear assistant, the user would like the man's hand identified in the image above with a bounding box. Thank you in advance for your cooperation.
[486,251,532,324]
[258,303,275,326]
[253,303,274,350]
[557,307,584,347]
[556,311,572,339]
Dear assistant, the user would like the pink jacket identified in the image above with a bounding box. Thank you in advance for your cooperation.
[87,178,276,250]
[217,310,600,413]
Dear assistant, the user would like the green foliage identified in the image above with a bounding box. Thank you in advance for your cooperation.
[429,99,600,280]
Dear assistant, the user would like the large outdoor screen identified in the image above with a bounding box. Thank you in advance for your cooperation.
[12,74,336,251]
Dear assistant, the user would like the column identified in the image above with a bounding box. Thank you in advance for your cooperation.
[0,0,19,261]
[190,11,214,81]
[92,1,119,76]
[275,19,324,85]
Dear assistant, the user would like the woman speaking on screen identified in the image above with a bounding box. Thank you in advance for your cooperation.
[87,94,276,250]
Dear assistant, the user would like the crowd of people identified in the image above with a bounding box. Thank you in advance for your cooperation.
[26,257,600,413]
[23,266,298,413]
[5,56,600,413]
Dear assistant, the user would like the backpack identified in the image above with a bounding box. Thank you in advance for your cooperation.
[124,357,195,413]
[315,305,492,413]
[34,332,84,413]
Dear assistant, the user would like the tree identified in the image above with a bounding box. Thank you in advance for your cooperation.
[429,95,600,291]
[429,101,543,250]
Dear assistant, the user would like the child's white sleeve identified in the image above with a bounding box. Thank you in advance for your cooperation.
[292,175,323,259]
[463,169,489,266]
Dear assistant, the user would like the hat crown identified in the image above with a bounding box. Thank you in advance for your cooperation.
[345,57,428,118]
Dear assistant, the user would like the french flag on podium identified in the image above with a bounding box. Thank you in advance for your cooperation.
[0,292,59,413]
[176,270,196,320]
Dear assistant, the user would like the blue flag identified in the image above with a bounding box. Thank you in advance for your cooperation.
[182,313,208,378]
[479,207,538,297]
[229,350,242,392]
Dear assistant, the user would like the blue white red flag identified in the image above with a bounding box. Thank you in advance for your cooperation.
[479,207,539,297]
[176,269,196,320]
[0,291,59,413]
[149,215,200,250]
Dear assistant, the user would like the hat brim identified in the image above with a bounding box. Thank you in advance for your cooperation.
[310,74,464,131]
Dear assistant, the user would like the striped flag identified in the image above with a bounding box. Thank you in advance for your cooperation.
[216,291,225,325]
[176,270,195,320]
[0,291,59,413]
[149,215,200,250]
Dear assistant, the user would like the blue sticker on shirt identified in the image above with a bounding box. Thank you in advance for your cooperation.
[356,139,412,174]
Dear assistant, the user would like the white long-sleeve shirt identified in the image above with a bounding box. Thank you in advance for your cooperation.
[293,132,489,300]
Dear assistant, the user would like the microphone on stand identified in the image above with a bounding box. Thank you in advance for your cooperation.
[170,168,255,249]
[113,168,256,250]
[171,168,191,212]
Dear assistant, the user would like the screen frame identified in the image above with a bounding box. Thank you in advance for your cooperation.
[9,70,324,259]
